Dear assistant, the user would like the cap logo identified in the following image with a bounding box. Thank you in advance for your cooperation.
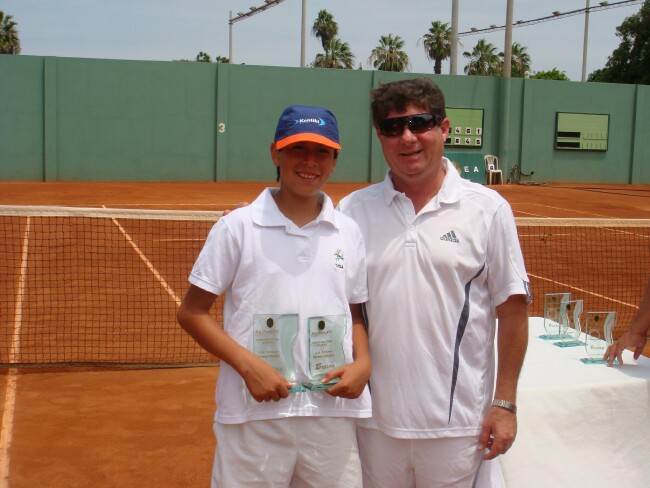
[295,118,326,126]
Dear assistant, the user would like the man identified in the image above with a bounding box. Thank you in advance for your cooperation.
[338,78,530,487]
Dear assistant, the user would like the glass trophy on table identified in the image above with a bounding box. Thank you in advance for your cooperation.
[580,311,617,364]
[541,292,570,340]
[304,315,347,391]
[253,314,304,392]
[554,299,585,347]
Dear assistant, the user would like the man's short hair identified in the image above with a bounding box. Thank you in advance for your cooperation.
[370,78,446,129]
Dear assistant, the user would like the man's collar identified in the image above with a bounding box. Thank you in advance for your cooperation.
[380,158,463,207]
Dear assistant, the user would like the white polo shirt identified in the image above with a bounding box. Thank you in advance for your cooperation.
[189,188,371,424]
[338,159,530,439]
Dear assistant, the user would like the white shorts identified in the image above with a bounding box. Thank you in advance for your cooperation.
[357,426,484,488]
[212,417,362,488]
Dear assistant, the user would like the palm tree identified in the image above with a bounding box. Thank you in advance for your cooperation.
[463,39,500,76]
[511,43,531,77]
[368,34,409,72]
[311,10,338,50]
[418,21,451,74]
[499,42,532,78]
[312,38,355,69]
[0,11,21,55]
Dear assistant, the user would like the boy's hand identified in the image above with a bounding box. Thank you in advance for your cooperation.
[322,357,371,399]
[242,355,292,402]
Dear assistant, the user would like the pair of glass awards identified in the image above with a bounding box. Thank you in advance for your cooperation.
[542,293,617,364]
[252,314,346,393]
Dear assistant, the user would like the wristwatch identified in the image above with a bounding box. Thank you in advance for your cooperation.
[492,399,517,414]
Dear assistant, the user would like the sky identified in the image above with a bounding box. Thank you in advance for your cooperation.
[2,0,644,81]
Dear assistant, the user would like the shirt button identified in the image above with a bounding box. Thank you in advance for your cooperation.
[409,225,415,231]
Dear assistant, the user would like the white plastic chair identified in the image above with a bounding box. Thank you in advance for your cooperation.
[484,155,504,185]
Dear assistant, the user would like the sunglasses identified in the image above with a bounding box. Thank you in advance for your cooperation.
[378,113,443,137]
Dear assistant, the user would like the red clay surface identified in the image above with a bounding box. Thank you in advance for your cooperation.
[1,181,649,487]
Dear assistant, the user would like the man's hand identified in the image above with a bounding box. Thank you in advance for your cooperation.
[477,406,517,460]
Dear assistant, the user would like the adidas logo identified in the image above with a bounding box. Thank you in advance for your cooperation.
[440,230,459,243]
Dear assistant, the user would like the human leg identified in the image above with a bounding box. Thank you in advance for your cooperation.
[212,419,297,488]
[290,417,362,488]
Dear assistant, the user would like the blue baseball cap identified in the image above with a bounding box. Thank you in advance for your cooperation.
[274,105,341,150]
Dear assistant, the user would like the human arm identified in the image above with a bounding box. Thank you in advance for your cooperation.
[323,303,372,399]
[603,277,650,366]
[177,284,291,402]
[478,294,528,460]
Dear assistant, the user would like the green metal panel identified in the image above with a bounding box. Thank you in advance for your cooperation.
[1,55,649,184]
[631,85,650,184]
[0,55,44,180]
[215,64,374,182]
[520,79,636,184]
[53,57,217,181]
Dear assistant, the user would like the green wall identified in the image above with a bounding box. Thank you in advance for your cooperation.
[1,54,648,183]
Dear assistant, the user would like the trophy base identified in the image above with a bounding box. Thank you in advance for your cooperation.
[580,358,618,365]
[303,378,340,391]
[554,340,585,348]
[539,334,563,341]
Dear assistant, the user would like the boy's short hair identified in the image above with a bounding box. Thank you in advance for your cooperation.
[274,105,341,150]
[370,78,446,129]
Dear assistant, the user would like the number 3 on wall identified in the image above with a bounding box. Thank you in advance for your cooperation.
[218,123,226,133]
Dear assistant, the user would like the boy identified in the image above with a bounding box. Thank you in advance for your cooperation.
[177,105,371,487]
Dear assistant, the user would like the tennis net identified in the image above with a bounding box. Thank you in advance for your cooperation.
[517,218,649,335]
[0,205,222,367]
[1,207,648,367]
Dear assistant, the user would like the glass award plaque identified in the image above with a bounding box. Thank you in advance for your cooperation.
[580,311,617,364]
[304,315,347,391]
[541,292,570,340]
[554,299,585,347]
[253,314,304,392]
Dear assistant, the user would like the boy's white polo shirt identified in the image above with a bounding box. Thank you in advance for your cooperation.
[338,159,530,439]
[189,188,371,424]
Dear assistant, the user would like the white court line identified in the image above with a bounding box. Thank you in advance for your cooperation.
[528,272,639,309]
[108,214,182,306]
[0,217,31,487]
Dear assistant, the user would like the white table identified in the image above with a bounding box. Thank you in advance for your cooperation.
[495,317,650,487]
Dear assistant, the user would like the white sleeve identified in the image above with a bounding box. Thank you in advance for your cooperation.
[486,201,531,307]
[188,218,240,296]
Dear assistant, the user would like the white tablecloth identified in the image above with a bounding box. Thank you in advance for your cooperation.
[493,317,650,487]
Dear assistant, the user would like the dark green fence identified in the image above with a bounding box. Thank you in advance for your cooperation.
[1,54,648,183]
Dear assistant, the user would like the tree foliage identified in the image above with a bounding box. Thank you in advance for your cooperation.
[588,0,650,84]
[311,10,338,50]
[531,68,570,81]
[313,38,355,69]
[196,51,212,63]
[463,39,500,76]
[310,11,354,70]
[0,11,20,55]
[368,34,409,72]
[418,21,451,74]
[499,42,532,78]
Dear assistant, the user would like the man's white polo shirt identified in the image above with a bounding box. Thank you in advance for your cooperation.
[338,159,530,439]
[189,188,371,424]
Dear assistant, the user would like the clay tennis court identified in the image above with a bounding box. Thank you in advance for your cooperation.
[1,181,649,487]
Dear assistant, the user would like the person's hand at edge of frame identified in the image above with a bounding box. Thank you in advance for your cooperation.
[603,330,648,367]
